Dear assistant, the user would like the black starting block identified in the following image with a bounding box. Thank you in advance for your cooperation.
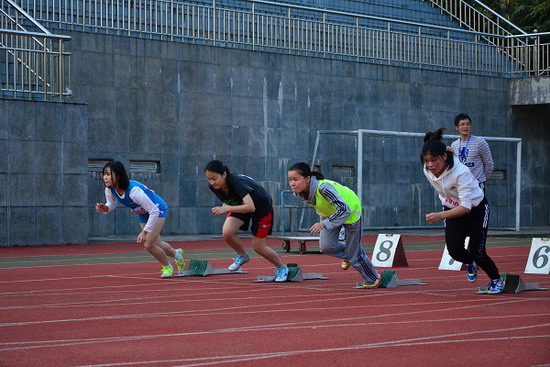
[354,270,426,289]
[254,263,328,283]
[477,273,548,294]
[173,259,247,277]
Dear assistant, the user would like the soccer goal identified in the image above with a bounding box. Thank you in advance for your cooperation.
[309,129,522,231]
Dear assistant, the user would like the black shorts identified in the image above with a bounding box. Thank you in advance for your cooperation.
[229,210,273,238]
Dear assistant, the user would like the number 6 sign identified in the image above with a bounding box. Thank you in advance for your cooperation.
[371,234,408,267]
[524,238,550,274]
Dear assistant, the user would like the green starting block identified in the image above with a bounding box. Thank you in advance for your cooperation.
[175,259,247,277]
[355,270,426,289]
[477,273,548,294]
[254,263,329,283]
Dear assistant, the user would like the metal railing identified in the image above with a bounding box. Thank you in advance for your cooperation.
[426,0,549,76]
[12,0,550,77]
[1,0,71,101]
[426,0,526,38]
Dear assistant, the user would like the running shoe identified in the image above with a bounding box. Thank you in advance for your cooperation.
[175,248,186,273]
[161,264,173,278]
[228,253,250,271]
[357,276,382,289]
[275,266,289,282]
[466,262,478,283]
[341,259,351,270]
[487,278,504,294]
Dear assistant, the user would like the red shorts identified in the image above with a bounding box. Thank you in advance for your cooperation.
[228,210,273,238]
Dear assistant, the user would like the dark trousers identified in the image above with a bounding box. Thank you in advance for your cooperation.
[444,197,500,280]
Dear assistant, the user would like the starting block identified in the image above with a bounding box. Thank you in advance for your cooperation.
[254,263,329,283]
[477,273,548,294]
[354,270,426,289]
[174,259,246,277]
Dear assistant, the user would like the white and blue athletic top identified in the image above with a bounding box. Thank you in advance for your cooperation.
[103,180,168,232]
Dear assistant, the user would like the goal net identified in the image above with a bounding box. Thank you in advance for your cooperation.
[308,129,522,231]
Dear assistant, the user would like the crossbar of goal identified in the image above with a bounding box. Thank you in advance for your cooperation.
[311,129,522,231]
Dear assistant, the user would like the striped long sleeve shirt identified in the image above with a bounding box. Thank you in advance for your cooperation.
[451,135,494,183]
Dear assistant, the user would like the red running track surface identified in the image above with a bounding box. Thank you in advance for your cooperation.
[0,238,548,367]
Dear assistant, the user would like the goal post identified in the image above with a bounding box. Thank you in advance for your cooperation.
[311,129,522,231]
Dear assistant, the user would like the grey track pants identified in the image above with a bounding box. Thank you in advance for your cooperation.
[319,219,379,282]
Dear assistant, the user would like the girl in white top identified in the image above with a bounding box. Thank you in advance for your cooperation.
[96,161,185,278]
[422,128,503,294]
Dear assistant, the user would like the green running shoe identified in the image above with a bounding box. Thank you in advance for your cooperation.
[161,264,173,278]
[175,248,186,273]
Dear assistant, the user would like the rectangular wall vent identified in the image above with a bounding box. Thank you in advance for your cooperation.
[88,159,111,172]
[332,166,355,177]
[130,160,160,173]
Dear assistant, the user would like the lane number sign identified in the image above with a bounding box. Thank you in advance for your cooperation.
[371,234,408,267]
[524,238,550,274]
[438,237,470,271]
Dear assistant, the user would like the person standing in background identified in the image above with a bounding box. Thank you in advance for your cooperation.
[451,113,494,191]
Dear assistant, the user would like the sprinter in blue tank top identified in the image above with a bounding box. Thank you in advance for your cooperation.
[95,161,185,278]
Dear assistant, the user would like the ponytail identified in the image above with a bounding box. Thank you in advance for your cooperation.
[423,127,446,143]
[420,127,454,168]
[205,160,231,176]
[288,162,324,179]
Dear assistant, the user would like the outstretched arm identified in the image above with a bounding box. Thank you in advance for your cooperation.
[425,206,470,224]
[211,194,256,215]
[96,188,117,213]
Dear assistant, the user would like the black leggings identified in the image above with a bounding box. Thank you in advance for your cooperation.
[444,198,500,280]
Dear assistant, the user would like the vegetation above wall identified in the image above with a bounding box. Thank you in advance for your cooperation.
[482,0,550,32]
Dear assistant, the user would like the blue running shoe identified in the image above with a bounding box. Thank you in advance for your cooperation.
[275,266,289,282]
[487,278,504,294]
[228,253,250,271]
[466,262,478,283]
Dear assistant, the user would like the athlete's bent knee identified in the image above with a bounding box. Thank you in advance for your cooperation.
[319,244,337,255]
[222,231,238,242]
[143,242,155,252]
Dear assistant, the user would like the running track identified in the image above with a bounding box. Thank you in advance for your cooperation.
[0,236,549,367]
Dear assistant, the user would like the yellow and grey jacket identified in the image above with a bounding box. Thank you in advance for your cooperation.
[294,176,361,230]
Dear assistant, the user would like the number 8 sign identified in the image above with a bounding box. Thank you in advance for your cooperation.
[371,234,408,267]
[524,238,550,275]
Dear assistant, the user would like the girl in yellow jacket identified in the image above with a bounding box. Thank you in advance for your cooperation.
[288,162,380,288]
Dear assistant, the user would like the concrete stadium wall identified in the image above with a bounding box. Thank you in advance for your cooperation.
[64,30,539,237]
[0,100,88,246]
[2,30,548,245]
[510,104,550,227]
